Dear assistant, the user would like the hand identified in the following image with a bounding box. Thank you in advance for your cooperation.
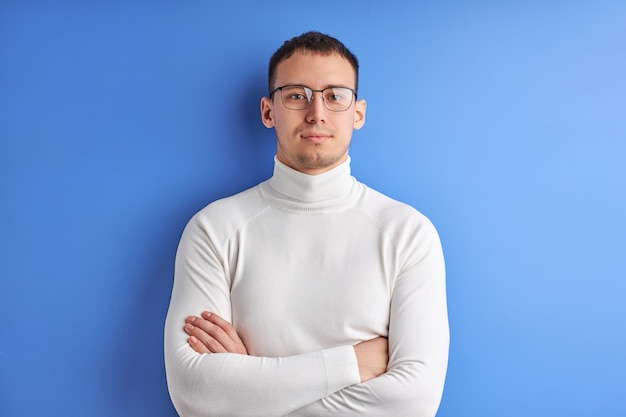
[184,311,248,355]
[354,337,388,382]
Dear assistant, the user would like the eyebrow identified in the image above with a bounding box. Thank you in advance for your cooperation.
[281,83,355,89]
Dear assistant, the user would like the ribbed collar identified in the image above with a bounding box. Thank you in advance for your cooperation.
[267,156,355,203]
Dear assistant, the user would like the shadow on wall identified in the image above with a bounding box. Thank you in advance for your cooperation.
[102,67,274,416]
[232,66,277,182]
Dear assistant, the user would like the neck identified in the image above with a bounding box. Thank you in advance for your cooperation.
[275,153,349,176]
[268,156,354,203]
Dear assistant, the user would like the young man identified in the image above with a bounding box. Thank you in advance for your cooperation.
[164,31,449,417]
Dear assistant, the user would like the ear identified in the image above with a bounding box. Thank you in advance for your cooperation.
[260,97,275,128]
[353,99,366,130]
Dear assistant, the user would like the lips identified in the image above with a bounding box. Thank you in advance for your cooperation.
[301,131,332,144]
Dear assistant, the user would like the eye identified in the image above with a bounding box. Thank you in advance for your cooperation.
[282,87,310,102]
[325,93,345,102]
[324,87,352,103]
[288,93,308,101]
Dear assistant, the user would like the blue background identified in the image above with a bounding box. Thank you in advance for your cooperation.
[1,1,625,416]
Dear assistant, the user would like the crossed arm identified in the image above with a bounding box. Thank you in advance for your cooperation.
[165,213,449,416]
[183,311,389,383]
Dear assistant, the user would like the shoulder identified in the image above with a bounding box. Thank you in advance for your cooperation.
[184,182,270,241]
[355,183,441,249]
[358,184,435,228]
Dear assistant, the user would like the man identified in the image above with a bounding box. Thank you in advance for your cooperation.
[164,31,449,417]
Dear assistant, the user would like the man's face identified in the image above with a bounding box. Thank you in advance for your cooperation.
[261,51,366,175]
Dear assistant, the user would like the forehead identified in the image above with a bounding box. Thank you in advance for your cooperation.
[274,51,356,88]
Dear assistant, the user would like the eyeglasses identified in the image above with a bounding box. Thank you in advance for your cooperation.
[269,85,357,112]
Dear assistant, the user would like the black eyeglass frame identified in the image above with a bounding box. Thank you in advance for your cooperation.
[269,85,358,112]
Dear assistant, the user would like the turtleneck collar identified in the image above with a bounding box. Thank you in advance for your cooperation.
[267,156,354,203]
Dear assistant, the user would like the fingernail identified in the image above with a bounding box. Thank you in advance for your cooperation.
[189,336,198,344]
[186,316,196,323]
[185,323,194,331]
[202,312,212,319]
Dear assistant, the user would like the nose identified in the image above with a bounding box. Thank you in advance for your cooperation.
[305,91,327,123]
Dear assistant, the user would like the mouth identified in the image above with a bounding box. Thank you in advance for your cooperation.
[301,132,332,144]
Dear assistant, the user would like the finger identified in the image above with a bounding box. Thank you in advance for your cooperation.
[188,315,231,348]
[202,312,244,343]
[188,335,210,354]
[199,312,243,352]
[184,320,227,353]
[185,313,247,354]
[198,312,248,355]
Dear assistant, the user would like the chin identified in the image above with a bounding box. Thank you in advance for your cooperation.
[296,153,341,170]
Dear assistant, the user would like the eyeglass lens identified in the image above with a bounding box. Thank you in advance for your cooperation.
[280,86,353,111]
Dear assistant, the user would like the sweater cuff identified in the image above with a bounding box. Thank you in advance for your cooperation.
[322,345,361,395]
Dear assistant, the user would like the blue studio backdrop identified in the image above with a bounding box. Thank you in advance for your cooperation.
[1,2,625,416]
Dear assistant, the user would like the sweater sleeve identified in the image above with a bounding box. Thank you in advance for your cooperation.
[164,215,361,417]
[287,219,450,417]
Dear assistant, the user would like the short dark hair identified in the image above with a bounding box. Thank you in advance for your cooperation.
[268,31,359,94]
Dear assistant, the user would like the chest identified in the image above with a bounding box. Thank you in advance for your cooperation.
[226,210,396,356]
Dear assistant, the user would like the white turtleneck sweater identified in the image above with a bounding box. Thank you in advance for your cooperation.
[164,157,449,417]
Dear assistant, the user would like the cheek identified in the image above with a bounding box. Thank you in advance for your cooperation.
[274,113,299,134]
[272,120,292,144]
[271,108,285,126]
[339,116,357,134]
